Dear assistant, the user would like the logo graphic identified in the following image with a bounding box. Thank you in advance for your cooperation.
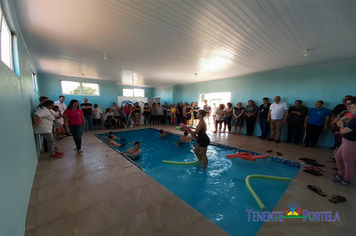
[281,203,307,221]
[246,203,340,222]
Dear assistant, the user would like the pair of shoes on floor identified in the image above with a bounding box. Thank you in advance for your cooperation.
[48,152,64,159]
[303,166,324,176]
[307,185,347,203]
[331,174,351,186]
[267,138,275,141]
[275,139,281,143]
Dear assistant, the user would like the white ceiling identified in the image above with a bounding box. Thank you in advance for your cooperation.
[11,0,356,87]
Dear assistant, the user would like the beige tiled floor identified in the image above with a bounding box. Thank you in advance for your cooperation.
[26,125,355,236]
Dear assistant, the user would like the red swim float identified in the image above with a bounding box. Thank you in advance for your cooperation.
[226,152,268,162]
[180,123,197,139]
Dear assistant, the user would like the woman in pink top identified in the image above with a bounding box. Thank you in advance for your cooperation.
[63,100,86,154]
[123,103,132,127]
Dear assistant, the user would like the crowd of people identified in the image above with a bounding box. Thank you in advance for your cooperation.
[32,94,356,185]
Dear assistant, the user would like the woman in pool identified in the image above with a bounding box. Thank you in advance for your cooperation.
[63,99,86,154]
[186,110,210,168]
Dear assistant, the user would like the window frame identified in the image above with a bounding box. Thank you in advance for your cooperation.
[60,80,100,96]
[123,88,145,97]
[0,12,14,70]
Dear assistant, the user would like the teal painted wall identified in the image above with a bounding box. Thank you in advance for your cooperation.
[173,61,356,147]
[0,32,39,236]
[38,73,154,110]
[154,85,173,104]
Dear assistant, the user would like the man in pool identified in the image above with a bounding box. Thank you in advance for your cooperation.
[159,129,170,138]
[106,132,124,147]
[120,142,141,158]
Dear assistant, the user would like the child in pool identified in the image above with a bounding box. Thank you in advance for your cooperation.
[106,132,124,147]
[120,142,141,158]
[180,131,192,143]
[175,131,192,146]
[159,129,170,138]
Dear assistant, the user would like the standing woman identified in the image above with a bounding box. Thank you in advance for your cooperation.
[245,100,258,136]
[214,104,225,133]
[143,103,151,125]
[223,102,233,132]
[123,103,132,127]
[150,103,156,125]
[170,104,177,125]
[33,100,64,159]
[63,100,86,154]
[231,102,245,134]
[186,104,192,125]
[182,102,188,125]
[133,102,141,125]
[212,103,217,125]
[332,102,356,186]
[193,102,200,126]
[186,110,210,169]
[190,102,196,126]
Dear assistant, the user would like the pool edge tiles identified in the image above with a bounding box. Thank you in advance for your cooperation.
[94,127,302,169]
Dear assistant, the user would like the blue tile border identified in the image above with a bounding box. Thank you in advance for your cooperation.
[94,127,302,169]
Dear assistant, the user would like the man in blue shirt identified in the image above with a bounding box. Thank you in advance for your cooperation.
[302,100,330,148]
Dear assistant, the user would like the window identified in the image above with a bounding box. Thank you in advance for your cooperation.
[199,92,231,105]
[32,73,38,92]
[123,88,145,97]
[61,81,99,95]
[0,12,13,69]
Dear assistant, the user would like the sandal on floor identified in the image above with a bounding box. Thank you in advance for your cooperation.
[328,194,346,203]
[276,152,283,156]
[304,169,323,176]
[307,185,326,196]
[299,157,317,162]
[306,162,325,167]
[267,150,273,153]
[304,166,325,172]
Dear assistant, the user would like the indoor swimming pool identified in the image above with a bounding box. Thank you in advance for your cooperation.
[95,128,301,236]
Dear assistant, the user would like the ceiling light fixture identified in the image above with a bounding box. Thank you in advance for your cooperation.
[302,50,309,57]
[103,53,108,60]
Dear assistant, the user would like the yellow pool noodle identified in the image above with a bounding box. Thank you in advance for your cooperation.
[245,175,291,210]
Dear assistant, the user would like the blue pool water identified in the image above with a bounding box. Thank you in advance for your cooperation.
[96,128,300,236]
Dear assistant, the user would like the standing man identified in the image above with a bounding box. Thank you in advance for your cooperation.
[267,96,289,143]
[303,100,330,148]
[256,97,271,140]
[81,98,93,131]
[286,100,308,144]
[330,95,353,149]
[203,100,212,128]
[162,102,169,124]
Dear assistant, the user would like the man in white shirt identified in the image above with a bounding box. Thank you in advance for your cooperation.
[267,96,289,143]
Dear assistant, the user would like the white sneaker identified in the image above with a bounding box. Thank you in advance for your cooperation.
[130,125,132,127]
[125,125,127,127]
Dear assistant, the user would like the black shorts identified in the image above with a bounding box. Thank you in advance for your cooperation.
[93,119,101,125]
